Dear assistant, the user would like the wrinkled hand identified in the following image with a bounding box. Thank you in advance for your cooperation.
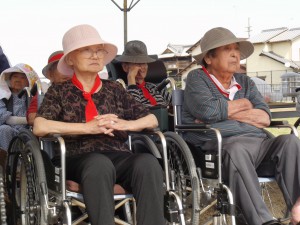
[127,64,143,85]
[86,114,118,136]
[104,117,138,131]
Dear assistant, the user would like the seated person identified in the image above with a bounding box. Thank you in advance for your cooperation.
[0,63,39,151]
[27,50,72,125]
[182,27,300,225]
[33,24,165,225]
[115,40,171,108]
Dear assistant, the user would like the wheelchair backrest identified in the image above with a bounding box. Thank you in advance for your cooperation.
[172,89,184,126]
[106,55,167,85]
[107,55,171,132]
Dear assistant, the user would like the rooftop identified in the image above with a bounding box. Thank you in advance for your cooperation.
[250,27,288,43]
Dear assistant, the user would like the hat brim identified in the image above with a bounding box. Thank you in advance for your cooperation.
[115,55,156,64]
[0,63,39,90]
[57,40,118,76]
[42,61,56,78]
[193,38,254,65]
[2,67,24,81]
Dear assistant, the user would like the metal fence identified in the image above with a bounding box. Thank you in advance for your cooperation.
[247,69,293,85]
[255,84,298,102]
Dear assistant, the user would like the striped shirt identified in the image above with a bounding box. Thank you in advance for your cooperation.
[127,82,171,108]
[182,68,271,144]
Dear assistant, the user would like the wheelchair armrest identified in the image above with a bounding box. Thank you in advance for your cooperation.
[175,123,211,130]
[269,120,288,126]
[127,128,160,136]
[156,79,170,92]
[267,120,298,137]
[39,134,62,142]
[149,105,168,110]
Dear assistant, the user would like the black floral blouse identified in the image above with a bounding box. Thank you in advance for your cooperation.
[36,79,149,157]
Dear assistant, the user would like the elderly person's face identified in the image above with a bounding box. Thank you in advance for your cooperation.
[66,44,107,74]
[122,63,148,84]
[9,72,29,93]
[47,62,72,83]
[204,43,241,75]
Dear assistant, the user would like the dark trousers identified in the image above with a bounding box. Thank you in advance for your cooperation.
[202,134,300,225]
[66,151,165,225]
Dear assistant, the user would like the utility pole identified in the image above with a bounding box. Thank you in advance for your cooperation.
[245,17,252,38]
[111,0,141,48]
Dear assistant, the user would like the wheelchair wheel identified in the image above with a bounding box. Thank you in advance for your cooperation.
[0,166,7,225]
[164,131,200,225]
[11,139,48,225]
[6,129,38,198]
[131,134,162,158]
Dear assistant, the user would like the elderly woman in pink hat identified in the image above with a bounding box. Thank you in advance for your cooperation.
[182,27,300,225]
[33,24,164,225]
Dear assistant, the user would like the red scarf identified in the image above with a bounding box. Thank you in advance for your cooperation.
[137,81,157,106]
[72,74,101,122]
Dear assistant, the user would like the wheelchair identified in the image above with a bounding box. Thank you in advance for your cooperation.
[172,83,300,224]
[107,58,201,225]
[107,58,297,225]
[5,78,191,225]
[6,127,193,224]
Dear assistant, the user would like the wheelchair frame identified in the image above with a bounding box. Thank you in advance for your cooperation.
[4,80,186,225]
[6,126,188,225]
[107,59,201,225]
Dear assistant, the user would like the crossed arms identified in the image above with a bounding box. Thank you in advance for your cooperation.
[228,98,270,128]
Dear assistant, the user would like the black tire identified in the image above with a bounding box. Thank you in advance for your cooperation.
[6,129,38,199]
[0,166,7,225]
[131,135,162,158]
[11,139,48,225]
[164,131,200,225]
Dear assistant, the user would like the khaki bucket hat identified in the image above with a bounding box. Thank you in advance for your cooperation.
[193,27,254,65]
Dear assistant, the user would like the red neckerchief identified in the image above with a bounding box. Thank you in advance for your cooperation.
[72,74,101,122]
[137,81,157,106]
[202,67,241,98]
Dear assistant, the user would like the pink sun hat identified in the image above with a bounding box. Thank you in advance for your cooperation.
[57,24,118,76]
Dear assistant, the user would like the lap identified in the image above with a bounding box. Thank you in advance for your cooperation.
[65,151,161,183]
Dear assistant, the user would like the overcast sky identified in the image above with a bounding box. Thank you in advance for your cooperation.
[1,0,299,77]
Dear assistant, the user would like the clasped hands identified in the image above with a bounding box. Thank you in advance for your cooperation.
[86,114,131,137]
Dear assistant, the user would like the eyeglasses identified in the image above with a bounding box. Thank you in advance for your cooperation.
[78,48,108,59]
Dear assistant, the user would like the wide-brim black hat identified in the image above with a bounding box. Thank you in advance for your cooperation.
[115,40,156,64]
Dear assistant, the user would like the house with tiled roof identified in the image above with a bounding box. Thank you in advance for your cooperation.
[247,27,300,84]
[158,44,193,78]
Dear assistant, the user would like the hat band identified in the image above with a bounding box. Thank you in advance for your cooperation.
[49,53,64,63]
